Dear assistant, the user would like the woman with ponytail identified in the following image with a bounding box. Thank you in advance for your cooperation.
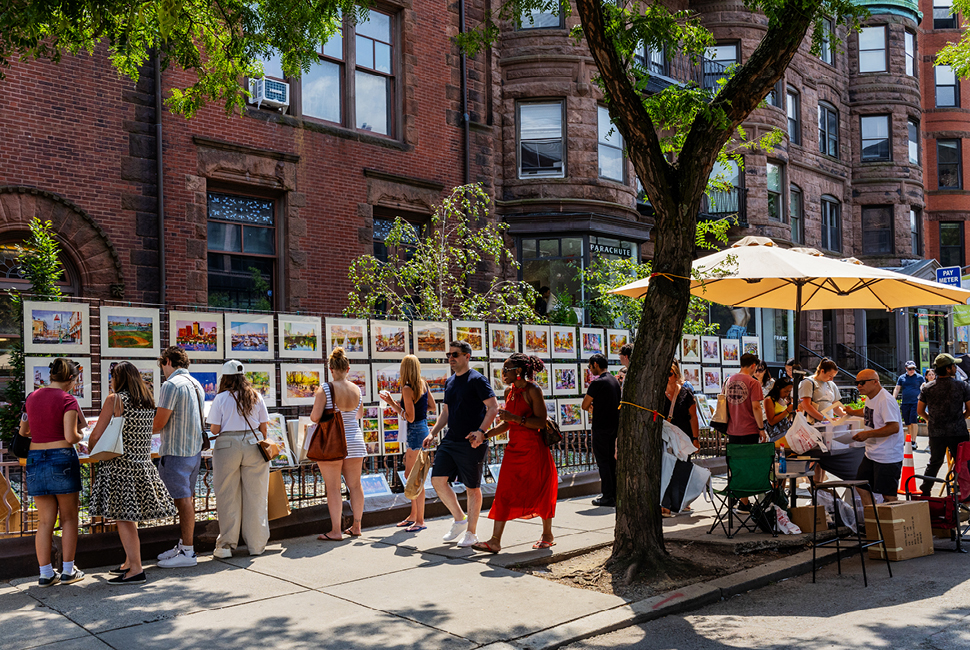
[472,353,558,553]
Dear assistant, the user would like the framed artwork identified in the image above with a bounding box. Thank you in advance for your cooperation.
[720,338,740,366]
[371,320,410,359]
[292,416,314,463]
[346,364,372,403]
[100,306,159,358]
[102,359,161,402]
[552,363,579,396]
[703,367,723,394]
[361,473,393,497]
[423,364,451,396]
[280,363,326,406]
[582,366,597,393]
[361,405,382,456]
[373,363,403,400]
[412,321,449,358]
[607,329,630,361]
[742,336,760,358]
[24,301,90,355]
[551,326,577,359]
[278,314,323,359]
[469,360,487,376]
[579,328,605,359]
[169,311,224,360]
[701,336,720,364]
[187,364,222,401]
[265,413,295,467]
[26,356,92,408]
[452,320,486,358]
[681,335,701,363]
[490,363,507,393]
[325,318,367,359]
[534,366,551,396]
[381,405,403,454]
[488,323,518,358]
[681,364,701,389]
[545,400,557,422]
[557,398,586,431]
[243,363,277,406]
[523,325,551,359]
[224,313,274,360]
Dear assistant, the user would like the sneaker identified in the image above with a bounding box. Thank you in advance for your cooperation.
[456,531,479,548]
[212,547,232,559]
[442,518,468,543]
[38,573,60,588]
[592,497,616,507]
[157,549,198,568]
[157,540,182,561]
[735,501,752,513]
[60,569,85,585]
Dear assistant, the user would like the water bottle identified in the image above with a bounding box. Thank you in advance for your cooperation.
[778,443,787,474]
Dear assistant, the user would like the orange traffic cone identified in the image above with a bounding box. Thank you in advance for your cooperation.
[898,432,921,496]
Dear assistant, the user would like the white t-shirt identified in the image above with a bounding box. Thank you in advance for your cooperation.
[206,390,270,443]
[798,377,840,422]
[862,388,903,464]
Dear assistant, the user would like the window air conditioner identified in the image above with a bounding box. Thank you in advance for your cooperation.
[248,77,290,110]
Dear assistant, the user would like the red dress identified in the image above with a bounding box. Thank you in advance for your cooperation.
[489,383,558,521]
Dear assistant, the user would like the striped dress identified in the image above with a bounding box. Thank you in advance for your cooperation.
[323,383,366,459]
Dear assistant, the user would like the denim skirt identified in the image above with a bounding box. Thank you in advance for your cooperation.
[406,419,430,451]
[25,448,82,496]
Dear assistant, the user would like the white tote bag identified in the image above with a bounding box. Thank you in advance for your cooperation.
[89,394,125,461]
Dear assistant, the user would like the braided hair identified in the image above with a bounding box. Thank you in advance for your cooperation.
[506,352,545,381]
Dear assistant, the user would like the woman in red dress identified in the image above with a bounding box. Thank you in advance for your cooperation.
[473,353,558,553]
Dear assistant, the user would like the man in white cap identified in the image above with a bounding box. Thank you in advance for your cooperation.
[893,360,924,450]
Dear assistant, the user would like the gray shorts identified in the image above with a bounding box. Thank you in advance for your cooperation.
[159,454,202,500]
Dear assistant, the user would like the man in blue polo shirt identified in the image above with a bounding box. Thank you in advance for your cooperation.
[893,360,924,450]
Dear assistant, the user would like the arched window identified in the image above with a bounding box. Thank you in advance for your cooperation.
[821,195,842,252]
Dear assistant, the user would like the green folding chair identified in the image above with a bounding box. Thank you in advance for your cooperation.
[707,442,777,538]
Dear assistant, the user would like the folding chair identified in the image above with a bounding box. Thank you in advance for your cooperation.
[904,472,967,554]
[707,442,777,539]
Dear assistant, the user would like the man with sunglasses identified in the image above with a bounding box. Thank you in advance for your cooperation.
[916,353,970,495]
[423,340,498,548]
[845,369,903,505]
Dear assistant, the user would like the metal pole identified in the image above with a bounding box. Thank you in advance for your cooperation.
[794,282,802,366]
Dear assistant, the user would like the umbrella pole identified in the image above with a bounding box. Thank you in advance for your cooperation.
[793,283,803,367]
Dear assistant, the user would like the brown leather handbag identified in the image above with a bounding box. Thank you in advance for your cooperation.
[306,382,348,462]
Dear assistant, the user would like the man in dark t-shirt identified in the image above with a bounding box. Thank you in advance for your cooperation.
[426,340,498,548]
[582,353,621,507]
[917,353,970,494]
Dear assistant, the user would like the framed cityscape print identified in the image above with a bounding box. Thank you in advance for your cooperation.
[488,323,518,359]
[720,338,740,365]
[187,364,223,401]
[169,311,224,360]
[346,364,372,403]
[224,313,274,360]
[373,363,403,400]
[703,367,723,395]
[325,317,367,359]
[681,335,700,363]
[243,363,277,406]
[551,326,577,360]
[742,335,760,358]
[26,356,92,408]
[278,314,323,359]
[412,321,449,358]
[24,300,90,355]
[452,320,486,358]
[100,306,159,358]
[280,363,326,406]
[552,363,579,396]
[701,336,720,365]
[371,320,410,359]
[557,399,586,431]
[523,324,551,359]
[681,364,701,389]
[102,359,161,402]
[423,364,450,396]
[579,328,605,359]
[607,329,630,361]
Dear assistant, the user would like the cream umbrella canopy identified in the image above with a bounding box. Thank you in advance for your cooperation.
[610,236,970,359]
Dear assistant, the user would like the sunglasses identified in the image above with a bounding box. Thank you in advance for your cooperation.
[446,352,464,359]
[855,378,876,386]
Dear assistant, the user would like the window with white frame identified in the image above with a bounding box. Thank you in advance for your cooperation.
[861,115,890,161]
[936,65,959,107]
[905,31,916,76]
[938,139,962,189]
[518,102,565,178]
[787,88,800,144]
[519,4,562,29]
[820,18,834,65]
[934,0,957,29]
[910,208,922,256]
[908,119,919,164]
[597,106,624,182]
[767,162,783,221]
[858,26,887,73]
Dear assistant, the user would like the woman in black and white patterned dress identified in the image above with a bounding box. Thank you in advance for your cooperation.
[89,361,175,584]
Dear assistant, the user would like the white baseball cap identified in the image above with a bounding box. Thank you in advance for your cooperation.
[221,360,245,376]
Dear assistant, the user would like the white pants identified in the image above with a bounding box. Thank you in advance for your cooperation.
[212,432,270,554]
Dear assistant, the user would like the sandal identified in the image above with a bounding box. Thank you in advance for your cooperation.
[471,540,500,554]
[395,520,415,528]
[317,532,343,542]
[343,528,362,537]
[405,524,427,532]
[532,540,556,550]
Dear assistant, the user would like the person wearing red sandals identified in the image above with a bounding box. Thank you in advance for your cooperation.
[472,353,558,554]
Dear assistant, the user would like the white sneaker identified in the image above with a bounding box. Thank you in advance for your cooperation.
[212,547,232,559]
[456,531,478,548]
[442,519,468,543]
[157,549,198,568]
[157,540,182,561]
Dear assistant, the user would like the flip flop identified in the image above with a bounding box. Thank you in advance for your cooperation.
[395,520,415,528]
[532,540,556,550]
[471,541,500,554]
[343,528,362,537]
[317,533,343,542]
[405,524,427,532]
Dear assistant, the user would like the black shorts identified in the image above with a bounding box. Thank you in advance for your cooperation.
[856,456,902,497]
[728,433,761,445]
[431,439,486,489]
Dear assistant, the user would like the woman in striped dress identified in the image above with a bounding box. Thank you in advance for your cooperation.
[312,347,365,541]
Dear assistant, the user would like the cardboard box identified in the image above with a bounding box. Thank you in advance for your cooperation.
[790,505,827,533]
[865,500,934,561]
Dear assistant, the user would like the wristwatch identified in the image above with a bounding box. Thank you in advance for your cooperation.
[477,428,486,436]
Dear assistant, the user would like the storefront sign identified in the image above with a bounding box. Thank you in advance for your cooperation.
[589,243,632,258]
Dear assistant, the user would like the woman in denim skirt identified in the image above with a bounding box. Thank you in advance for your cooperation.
[380,355,435,532]
[17,358,87,587]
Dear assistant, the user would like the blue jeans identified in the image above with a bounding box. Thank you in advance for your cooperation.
[26,448,81,496]
[406,420,430,451]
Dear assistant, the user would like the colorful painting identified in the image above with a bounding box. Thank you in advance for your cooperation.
[681,364,701,389]
[423,364,450,396]
[225,314,274,360]
[280,364,325,406]
[187,365,222,401]
[558,399,586,431]
[607,329,630,361]
[412,321,448,358]
[741,335,760,359]
[681,335,701,363]
[278,315,322,359]
[373,363,403,398]
[243,363,276,406]
[721,338,740,365]
[326,318,368,359]
[371,320,410,359]
[490,363,507,393]
[24,301,90,355]
[703,367,723,395]
[552,363,579,396]
[102,359,160,401]
[100,306,159,357]
[701,336,720,364]
[452,320,486,358]
[346,365,371,403]
[169,311,224,359]
[534,367,551,396]
[265,413,295,467]
[579,328,604,359]
[382,405,402,454]
[362,405,382,456]
[488,324,518,358]
[551,326,577,359]
[26,356,92,408]
[582,366,597,392]
[523,325,551,359]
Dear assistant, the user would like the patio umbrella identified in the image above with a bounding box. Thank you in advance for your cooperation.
[610,236,970,359]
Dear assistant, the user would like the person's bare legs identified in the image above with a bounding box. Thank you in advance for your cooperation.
[483,520,506,550]
[401,449,420,525]
[116,521,142,578]
[465,487,483,536]
[413,485,426,526]
[55,493,79,563]
[33,495,57,568]
[341,458,364,535]
[431,476,466,523]
[173,497,195,547]
[317,460,344,539]
[540,518,554,544]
